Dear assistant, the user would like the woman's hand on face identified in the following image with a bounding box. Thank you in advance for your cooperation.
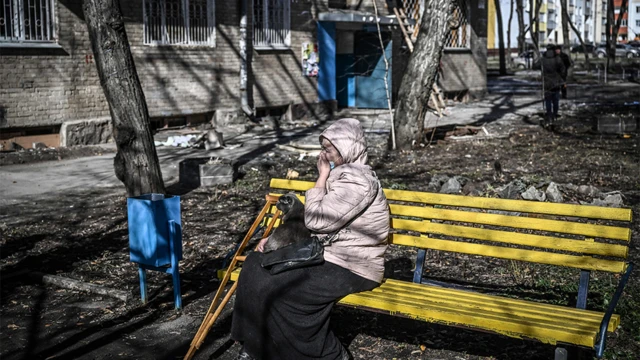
[317,152,331,178]
[256,238,269,252]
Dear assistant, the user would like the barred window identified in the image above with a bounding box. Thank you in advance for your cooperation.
[444,0,470,49]
[143,0,215,46]
[400,0,470,49]
[1,0,56,43]
[253,0,290,49]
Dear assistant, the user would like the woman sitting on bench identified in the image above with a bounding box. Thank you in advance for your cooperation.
[231,118,390,360]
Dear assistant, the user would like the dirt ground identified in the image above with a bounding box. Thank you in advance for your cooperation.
[1,80,639,360]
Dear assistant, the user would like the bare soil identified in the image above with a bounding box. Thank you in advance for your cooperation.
[0,145,116,166]
[1,102,639,360]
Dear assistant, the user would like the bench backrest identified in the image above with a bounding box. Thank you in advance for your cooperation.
[268,178,632,274]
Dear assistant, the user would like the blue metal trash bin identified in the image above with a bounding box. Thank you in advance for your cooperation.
[127,193,182,309]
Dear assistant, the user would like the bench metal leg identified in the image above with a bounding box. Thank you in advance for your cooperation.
[169,220,182,310]
[554,347,568,360]
[413,249,427,284]
[139,266,148,304]
[576,270,590,309]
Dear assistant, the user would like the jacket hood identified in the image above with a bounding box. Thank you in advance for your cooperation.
[320,118,368,165]
[544,49,556,58]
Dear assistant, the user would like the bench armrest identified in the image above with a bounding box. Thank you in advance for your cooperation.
[595,262,634,358]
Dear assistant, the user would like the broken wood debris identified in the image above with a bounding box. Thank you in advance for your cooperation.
[275,144,321,157]
[30,272,131,302]
[429,125,506,142]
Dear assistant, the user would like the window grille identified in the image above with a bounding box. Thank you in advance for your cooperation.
[443,0,470,49]
[401,0,470,49]
[143,0,215,46]
[1,0,56,43]
[253,0,290,49]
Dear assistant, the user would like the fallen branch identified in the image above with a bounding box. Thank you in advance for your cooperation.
[275,144,321,156]
[31,272,131,302]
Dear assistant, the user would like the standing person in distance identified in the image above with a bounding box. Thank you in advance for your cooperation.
[556,45,572,99]
[541,44,566,127]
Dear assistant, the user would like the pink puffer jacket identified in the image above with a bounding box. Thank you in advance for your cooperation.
[305,118,390,283]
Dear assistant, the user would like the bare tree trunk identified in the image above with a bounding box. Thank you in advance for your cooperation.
[605,0,613,64]
[605,0,627,68]
[565,9,591,70]
[394,0,454,149]
[606,0,628,66]
[507,0,514,66]
[83,0,165,196]
[528,0,543,57]
[560,0,572,79]
[516,0,525,53]
[495,0,507,75]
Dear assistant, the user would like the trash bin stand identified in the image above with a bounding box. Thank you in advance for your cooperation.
[137,220,182,310]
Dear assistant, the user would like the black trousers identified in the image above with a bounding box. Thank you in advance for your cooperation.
[231,252,378,360]
[544,90,560,120]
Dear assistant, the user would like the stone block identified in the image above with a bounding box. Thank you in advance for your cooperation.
[291,101,336,121]
[214,109,250,127]
[596,114,638,134]
[179,158,237,187]
[60,117,112,147]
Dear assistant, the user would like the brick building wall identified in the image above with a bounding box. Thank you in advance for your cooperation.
[0,0,328,131]
[0,0,110,129]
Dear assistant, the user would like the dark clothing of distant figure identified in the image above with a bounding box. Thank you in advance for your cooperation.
[558,52,572,99]
[541,49,566,121]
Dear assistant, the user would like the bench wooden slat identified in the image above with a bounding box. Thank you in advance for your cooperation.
[390,204,632,241]
[383,188,632,222]
[269,179,633,222]
[392,234,627,273]
[376,280,619,331]
[343,291,599,347]
[352,289,604,335]
[392,218,629,258]
[266,190,631,241]
[218,267,615,348]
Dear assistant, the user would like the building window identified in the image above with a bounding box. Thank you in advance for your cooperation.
[621,19,626,26]
[1,0,57,43]
[637,6,640,13]
[444,0,471,49]
[143,0,215,46]
[253,0,290,49]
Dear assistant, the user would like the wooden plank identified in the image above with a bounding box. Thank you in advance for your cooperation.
[269,179,632,222]
[391,218,629,258]
[378,279,619,331]
[390,204,631,241]
[393,7,414,52]
[384,188,632,222]
[267,193,630,243]
[216,268,619,342]
[391,234,627,273]
[341,292,598,347]
[356,289,606,334]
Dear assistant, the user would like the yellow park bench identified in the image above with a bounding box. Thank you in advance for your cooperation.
[185,178,634,360]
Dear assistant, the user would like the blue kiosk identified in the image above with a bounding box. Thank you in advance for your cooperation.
[127,194,182,309]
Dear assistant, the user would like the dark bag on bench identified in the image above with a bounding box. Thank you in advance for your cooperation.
[260,236,325,275]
